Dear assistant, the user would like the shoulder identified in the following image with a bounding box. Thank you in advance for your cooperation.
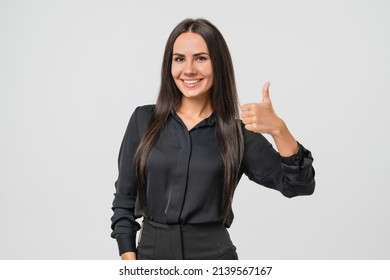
[133,104,155,118]
[131,104,155,123]
[129,105,155,134]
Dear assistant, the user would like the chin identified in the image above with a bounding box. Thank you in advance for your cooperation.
[181,91,209,99]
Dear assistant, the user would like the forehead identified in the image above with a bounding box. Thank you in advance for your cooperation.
[173,32,209,54]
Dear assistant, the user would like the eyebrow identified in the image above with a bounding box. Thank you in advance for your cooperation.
[172,52,210,57]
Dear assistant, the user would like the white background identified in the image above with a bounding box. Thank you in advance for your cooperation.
[1,0,389,259]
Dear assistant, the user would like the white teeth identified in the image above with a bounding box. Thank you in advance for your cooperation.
[183,80,200,84]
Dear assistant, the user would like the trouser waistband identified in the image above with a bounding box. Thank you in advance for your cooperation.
[143,218,225,231]
[137,219,237,260]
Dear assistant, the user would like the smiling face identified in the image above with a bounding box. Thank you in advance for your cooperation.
[171,32,213,101]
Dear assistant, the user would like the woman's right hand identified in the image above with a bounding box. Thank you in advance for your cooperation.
[121,252,137,260]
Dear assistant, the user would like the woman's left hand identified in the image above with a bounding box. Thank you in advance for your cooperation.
[241,82,284,136]
[241,82,299,156]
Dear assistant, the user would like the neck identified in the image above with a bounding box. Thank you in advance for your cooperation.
[177,96,213,119]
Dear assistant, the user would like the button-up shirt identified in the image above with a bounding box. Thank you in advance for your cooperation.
[111,105,315,254]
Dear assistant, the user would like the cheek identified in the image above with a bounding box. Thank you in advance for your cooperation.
[171,64,181,78]
[203,67,213,84]
[171,67,181,88]
[201,63,213,78]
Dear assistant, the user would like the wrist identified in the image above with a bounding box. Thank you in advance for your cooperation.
[121,251,137,260]
[270,118,287,137]
[270,120,299,157]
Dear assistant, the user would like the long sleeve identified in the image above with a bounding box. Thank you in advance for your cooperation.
[110,107,143,255]
[241,129,315,197]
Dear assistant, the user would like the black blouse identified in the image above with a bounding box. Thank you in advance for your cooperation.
[111,105,315,255]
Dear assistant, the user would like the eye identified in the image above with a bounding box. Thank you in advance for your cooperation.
[173,56,184,62]
[195,56,207,61]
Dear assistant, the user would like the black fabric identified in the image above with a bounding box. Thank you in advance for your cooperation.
[111,105,316,255]
[136,219,238,260]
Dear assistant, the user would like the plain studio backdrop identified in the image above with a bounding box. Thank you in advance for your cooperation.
[0,0,389,259]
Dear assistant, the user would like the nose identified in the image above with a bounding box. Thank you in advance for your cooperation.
[183,60,197,76]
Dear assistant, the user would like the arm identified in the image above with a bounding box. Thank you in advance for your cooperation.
[110,107,143,259]
[241,128,315,197]
[240,82,315,196]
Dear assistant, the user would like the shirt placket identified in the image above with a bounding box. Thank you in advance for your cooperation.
[165,118,192,224]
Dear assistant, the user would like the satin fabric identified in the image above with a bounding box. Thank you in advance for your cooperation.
[111,105,315,255]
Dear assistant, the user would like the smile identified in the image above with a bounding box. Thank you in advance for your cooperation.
[183,79,201,84]
[181,79,203,88]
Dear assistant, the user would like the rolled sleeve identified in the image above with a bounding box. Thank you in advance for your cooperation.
[279,143,316,196]
[241,130,316,198]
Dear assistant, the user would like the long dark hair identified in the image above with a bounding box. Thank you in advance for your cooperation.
[134,18,244,224]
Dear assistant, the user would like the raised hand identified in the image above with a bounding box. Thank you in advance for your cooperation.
[241,82,283,136]
[241,82,299,156]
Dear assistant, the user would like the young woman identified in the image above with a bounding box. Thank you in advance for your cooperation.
[110,18,315,260]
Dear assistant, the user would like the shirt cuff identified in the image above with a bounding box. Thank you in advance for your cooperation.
[280,142,307,166]
[116,234,137,255]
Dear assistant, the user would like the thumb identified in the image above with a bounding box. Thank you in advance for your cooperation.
[262,81,271,103]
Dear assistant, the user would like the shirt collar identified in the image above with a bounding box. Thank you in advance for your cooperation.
[171,111,216,130]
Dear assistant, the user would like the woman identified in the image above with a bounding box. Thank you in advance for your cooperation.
[110,18,315,260]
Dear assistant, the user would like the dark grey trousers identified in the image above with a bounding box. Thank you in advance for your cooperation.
[136,219,238,260]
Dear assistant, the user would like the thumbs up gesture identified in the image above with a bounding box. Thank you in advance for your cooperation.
[241,82,300,156]
[241,82,284,136]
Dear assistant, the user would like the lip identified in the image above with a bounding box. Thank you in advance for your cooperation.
[181,78,203,88]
